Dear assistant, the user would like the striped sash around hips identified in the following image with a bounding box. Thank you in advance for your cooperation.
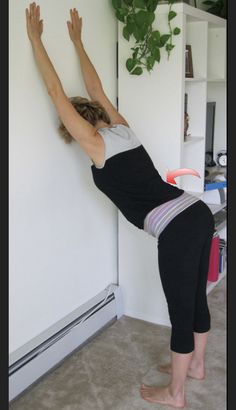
[144,191,200,239]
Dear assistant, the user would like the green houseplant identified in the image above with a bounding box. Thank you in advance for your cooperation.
[111,0,181,75]
[202,0,227,18]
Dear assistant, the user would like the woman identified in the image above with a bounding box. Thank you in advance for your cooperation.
[26,3,215,408]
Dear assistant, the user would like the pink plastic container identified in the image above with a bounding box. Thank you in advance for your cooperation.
[207,235,220,282]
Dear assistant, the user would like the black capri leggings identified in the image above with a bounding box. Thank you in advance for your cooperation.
[157,200,215,354]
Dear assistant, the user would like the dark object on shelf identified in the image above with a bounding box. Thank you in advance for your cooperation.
[205,169,209,177]
[158,1,190,3]
[184,93,188,112]
[205,151,216,167]
[184,112,190,140]
[202,0,227,19]
[185,45,194,78]
[184,92,189,140]
[205,165,226,180]
[219,238,227,273]
[205,102,216,166]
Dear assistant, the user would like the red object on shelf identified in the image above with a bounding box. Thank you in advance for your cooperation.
[207,235,220,282]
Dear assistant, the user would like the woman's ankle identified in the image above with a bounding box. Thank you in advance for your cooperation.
[168,385,185,399]
[189,357,204,369]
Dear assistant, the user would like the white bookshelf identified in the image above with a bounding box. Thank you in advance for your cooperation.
[185,77,207,82]
[207,201,227,215]
[179,5,226,193]
[118,4,226,326]
[206,208,227,294]
[184,136,205,145]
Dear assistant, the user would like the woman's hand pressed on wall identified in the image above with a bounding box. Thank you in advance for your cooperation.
[67,8,83,46]
[26,2,43,43]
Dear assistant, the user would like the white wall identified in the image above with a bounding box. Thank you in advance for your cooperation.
[9,0,118,355]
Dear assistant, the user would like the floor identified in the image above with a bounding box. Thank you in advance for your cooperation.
[10,277,226,410]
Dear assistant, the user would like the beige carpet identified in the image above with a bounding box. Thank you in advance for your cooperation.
[10,277,226,410]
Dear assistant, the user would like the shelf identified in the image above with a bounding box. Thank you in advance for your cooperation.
[206,201,226,215]
[158,3,226,27]
[207,77,226,83]
[185,77,207,82]
[183,136,204,145]
[207,269,226,295]
[216,220,226,232]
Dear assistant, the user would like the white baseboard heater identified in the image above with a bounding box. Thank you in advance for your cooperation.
[9,283,124,402]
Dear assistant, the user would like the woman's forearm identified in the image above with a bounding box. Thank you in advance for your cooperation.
[74,41,103,97]
[31,38,64,96]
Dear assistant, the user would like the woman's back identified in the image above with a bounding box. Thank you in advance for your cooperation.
[91,124,184,229]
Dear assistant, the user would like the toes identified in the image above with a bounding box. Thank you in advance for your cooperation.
[140,384,152,391]
[140,390,151,400]
[140,384,158,395]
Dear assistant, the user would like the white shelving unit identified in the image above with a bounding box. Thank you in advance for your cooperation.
[118,3,226,326]
[206,205,227,294]
[207,201,227,215]
[184,136,205,145]
[179,5,226,194]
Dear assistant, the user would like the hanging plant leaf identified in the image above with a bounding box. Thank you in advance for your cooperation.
[112,0,122,10]
[147,11,155,25]
[126,58,137,72]
[148,30,161,49]
[173,27,181,35]
[131,66,143,75]
[139,23,150,40]
[135,10,149,26]
[151,30,161,42]
[133,25,142,41]
[127,13,135,23]
[147,55,156,71]
[147,0,159,13]
[126,21,136,35]
[168,10,177,21]
[123,0,133,6]
[115,8,129,23]
[202,1,215,5]
[202,0,227,18]
[151,47,161,62]
[123,25,131,40]
[132,47,140,59]
[160,34,171,47]
[133,0,147,9]
[166,43,175,52]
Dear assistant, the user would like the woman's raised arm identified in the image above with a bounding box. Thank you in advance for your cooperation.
[67,8,129,127]
[25,3,104,165]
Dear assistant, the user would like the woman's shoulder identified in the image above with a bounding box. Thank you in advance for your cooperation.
[98,123,139,141]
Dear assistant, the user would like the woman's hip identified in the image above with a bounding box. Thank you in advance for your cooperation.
[157,199,215,246]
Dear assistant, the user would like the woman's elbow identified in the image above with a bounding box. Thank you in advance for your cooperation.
[48,84,66,102]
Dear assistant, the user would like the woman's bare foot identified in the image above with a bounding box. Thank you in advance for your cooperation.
[158,362,205,380]
[140,384,186,408]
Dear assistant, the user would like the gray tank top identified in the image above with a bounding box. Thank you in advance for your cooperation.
[93,124,141,169]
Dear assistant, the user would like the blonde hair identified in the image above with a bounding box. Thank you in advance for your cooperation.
[58,97,111,143]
